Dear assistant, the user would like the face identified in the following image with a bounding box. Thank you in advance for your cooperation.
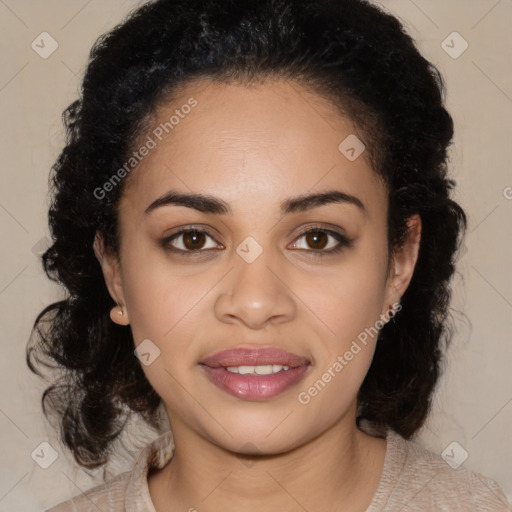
[94,78,420,454]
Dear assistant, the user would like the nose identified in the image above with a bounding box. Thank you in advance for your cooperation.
[214,247,296,329]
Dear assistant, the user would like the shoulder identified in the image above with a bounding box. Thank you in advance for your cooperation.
[45,430,175,512]
[369,429,512,511]
[45,471,130,512]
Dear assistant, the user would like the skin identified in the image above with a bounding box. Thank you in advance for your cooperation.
[93,78,421,512]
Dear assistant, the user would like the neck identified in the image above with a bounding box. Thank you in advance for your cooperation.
[149,410,387,512]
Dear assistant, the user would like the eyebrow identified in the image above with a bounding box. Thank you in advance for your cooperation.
[144,188,366,216]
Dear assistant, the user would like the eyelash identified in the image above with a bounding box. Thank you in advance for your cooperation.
[161,225,354,258]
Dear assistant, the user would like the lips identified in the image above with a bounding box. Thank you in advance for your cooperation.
[200,346,310,369]
[199,346,311,400]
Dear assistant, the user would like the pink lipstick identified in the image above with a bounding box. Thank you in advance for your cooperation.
[199,346,311,400]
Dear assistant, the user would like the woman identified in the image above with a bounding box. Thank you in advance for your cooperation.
[28,0,511,510]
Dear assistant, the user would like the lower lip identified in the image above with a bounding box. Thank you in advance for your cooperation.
[200,365,310,400]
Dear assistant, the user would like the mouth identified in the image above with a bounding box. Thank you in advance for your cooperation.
[199,346,311,400]
[200,346,310,368]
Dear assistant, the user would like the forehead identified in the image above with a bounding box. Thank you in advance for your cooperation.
[119,78,387,219]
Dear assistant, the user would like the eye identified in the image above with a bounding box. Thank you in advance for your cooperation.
[163,228,221,254]
[290,227,354,256]
[162,225,354,257]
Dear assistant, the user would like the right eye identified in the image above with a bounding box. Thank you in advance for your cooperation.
[162,228,222,255]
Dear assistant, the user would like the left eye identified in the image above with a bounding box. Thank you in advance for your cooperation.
[290,228,351,253]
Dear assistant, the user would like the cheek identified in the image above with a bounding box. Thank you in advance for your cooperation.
[297,255,388,418]
[312,243,389,346]
[120,243,207,342]
[296,346,374,433]
[121,257,210,411]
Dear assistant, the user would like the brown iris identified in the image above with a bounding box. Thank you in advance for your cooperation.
[182,231,207,250]
[305,231,328,250]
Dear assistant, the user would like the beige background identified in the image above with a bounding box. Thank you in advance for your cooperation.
[0,0,511,510]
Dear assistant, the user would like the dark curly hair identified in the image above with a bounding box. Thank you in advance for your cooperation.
[27,0,467,470]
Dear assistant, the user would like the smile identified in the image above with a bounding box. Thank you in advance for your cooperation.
[226,364,291,374]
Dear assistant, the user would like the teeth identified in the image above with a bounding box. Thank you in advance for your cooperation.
[226,364,291,375]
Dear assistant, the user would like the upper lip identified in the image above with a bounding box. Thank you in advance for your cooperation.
[200,346,310,368]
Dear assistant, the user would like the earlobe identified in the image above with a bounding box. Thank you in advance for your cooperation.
[93,231,130,326]
[109,302,129,326]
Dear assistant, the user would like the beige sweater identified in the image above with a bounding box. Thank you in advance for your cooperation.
[46,429,512,511]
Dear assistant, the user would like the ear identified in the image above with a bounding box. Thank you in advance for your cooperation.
[381,213,422,318]
[93,231,130,325]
